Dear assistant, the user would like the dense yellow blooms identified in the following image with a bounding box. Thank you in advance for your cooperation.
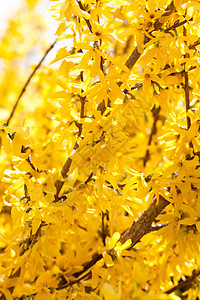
[1,0,200,299]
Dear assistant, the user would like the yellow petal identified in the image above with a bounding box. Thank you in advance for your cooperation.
[136,29,144,54]
[32,217,41,235]
[1,130,11,154]
[107,232,120,249]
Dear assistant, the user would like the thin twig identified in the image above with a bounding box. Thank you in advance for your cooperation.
[57,271,91,290]
[101,212,106,246]
[189,39,200,50]
[80,96,86,119]
[84,172,93,184]
[143,106,161,167]
[165,270,200,294]
[77,0,93,33]
[6,41,57,126]
[100,55,104,73]
[183,26,191,130]
[164,19,188,33]
[54,157,72,199]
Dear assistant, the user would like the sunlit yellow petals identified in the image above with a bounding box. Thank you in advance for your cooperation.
[12,132,30,158]
[196,221,200,232]
[101,282,121,300]
[106,232,120,250]
[32,217,41,235]
[3,0,200,298]
[60,1,71,21]
[104,252,114,267]
[43,193,55,204]
[105,173,118,190]
[179,218,196,226]
[59,60,75,78]
[55,22,66,36]
[187,6,194,19]
[109,81,124,104]
[93,259,109,278]
[50,90,71,99]
[123,176,138,195]
[132,261,150,285]
[35,287,53,300]
[0,130,12,154]
[0,288,13,300]
[121,205,133,216]
[186,121,200,140]
[155,89,170,113]
[174,0,183,10]
[72,0,90,19]
[118,238,132,251]
[163,75,181,86]
[60,0,90,21]
[11,206,22,228]
[50,48,69,64]
[43,176,56,194]
[180,203,198,218]
[143,77,151,94]
[136,29,144,54]
[29,186,44,204]
[17,160,40,179]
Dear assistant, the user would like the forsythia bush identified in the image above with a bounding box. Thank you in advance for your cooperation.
[1,0,200,298]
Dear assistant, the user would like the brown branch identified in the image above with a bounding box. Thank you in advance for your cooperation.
[189,39,200,50]
[183,26,191,130]
[54,157,72,199]
[57,271,91,290]
[101,212,106,246]
[119,195,169,244]
[60,158,72,179]
[143,106,161,167]
[6,41,57,126]
[63,193,169,283]
[80,96,86,119]
[8,192,169,297]
[26,155,37,172]
[165,270,200,295]
[84,172,93,184]
[125,46,142,71]
[100,55,104,73]
[77,0,93,33]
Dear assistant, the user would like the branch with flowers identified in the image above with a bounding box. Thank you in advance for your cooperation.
[1,0,200,299]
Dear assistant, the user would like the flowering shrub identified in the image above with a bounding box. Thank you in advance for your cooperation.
[1,0,200,299]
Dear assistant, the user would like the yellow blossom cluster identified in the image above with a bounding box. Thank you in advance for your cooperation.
[1,0,200,299]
